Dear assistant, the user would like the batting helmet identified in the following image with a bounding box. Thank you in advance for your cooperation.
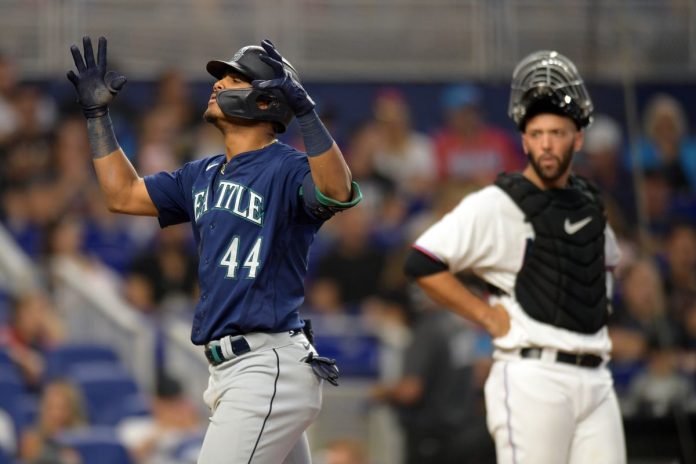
[508,50,593,131]
[206,44,299,133]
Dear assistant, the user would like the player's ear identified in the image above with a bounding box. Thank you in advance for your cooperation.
[520,135,529,155]
[573,129,584,153]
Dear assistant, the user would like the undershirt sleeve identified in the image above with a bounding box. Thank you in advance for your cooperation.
[404,246,448,278]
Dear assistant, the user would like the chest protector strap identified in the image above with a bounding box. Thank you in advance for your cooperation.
[495,173,608,334]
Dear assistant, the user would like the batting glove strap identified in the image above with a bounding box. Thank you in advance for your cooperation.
[297,110,334,157]
[86,112,121,159]
[304,352,340,387]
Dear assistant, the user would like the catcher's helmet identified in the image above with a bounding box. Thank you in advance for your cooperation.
[206,44,298,133]
[508,50,593,131]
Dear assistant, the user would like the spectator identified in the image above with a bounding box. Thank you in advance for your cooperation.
[50,116,95,216]
[662,221,696,319]
[127,223,198,314]
[579,114,637,233]
[370,285,493,464]
[10,85,57,141]
[362,293,411,464]
[611,258,682,394]
[81,192,142,276]
[19,380,86,464]
[433,84,522,186]
[614,258,681,348]
[0,53,19,146]
[314,205,388,310]
[118,374,203,464]
[314,438,370,464]
[369,88,437,199]
[136,106,185,175]
[0,293,66,389]
[152,69,197,134]
[122,273,168,375]
[629,93,696,193]
[343,120,396,215]
[622,342,696,418]
[0,408,16,459]
[42,215,119,284]
[641,169,677,249]
[303,279,348,318]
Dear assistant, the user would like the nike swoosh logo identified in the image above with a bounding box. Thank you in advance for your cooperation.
[302,343,310,350]
[564,217,592,235]
[206,162,220,171]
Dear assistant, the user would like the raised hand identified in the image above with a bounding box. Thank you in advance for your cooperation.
[67,36,127,118]
[252,39,315,116]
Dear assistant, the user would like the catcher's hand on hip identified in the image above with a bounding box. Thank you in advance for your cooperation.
[67,36,127,118]
[485,304,511,338]
[252,39,315,116]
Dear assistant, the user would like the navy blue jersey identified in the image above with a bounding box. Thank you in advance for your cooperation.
[144,142,327,345]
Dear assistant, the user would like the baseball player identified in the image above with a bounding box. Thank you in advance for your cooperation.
[67,36,360,464]
[404,51,627,463]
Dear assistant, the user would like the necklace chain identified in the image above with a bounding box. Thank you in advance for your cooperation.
[221,139,278,174]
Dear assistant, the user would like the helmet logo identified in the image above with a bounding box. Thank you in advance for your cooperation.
[232,47,251,62]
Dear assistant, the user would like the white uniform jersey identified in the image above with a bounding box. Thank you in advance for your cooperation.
[414,184,621,357]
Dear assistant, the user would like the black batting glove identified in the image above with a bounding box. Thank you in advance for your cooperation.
[67,36,127,118]
[252,39,315,117]
[304,352,340,386]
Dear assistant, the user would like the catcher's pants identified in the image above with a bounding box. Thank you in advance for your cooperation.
[484,355,626,464]
[198,331,322,464]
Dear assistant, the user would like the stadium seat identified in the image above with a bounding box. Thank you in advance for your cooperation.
[44,343,121,381]
[70,365,141,426]
[0,446,9,464]
[56,426,133,464]
[0,349,14,370]
[98,392,152,426]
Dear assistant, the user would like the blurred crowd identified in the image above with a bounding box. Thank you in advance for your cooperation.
[0,47,695,464]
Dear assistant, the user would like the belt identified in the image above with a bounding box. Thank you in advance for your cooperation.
[520,347,603,368]
[205,336,251,366]
[204,329,305,367]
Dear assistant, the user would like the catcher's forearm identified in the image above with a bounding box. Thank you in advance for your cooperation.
[416,272,492,326]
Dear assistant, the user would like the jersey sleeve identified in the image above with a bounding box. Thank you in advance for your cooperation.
[144,163,197,227]
[413,188,500,273]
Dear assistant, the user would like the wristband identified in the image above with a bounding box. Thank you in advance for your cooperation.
[297,110,334,157]
[86,112,120,159]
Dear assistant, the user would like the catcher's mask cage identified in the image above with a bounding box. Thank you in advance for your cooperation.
[206,44,299,133]
[508,50,593,131]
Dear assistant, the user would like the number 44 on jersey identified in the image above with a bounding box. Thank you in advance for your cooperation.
[220,236,263,279]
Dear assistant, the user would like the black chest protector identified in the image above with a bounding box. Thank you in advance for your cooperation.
[495,173,608,334]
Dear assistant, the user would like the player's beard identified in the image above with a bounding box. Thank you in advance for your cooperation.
[527,144,575,183]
